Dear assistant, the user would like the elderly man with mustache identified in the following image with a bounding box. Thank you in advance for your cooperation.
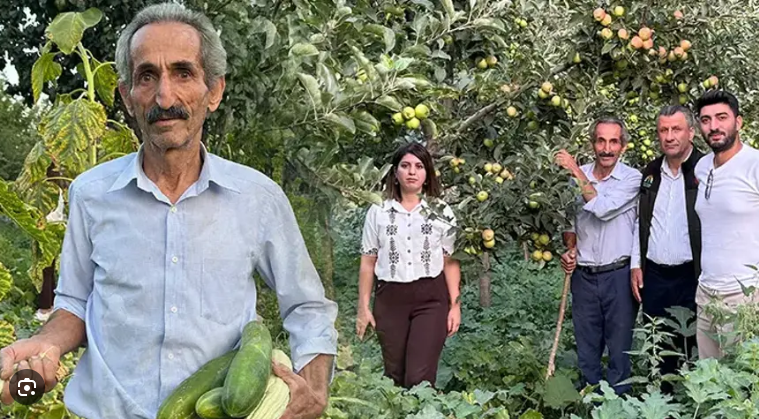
[692,90,759,359]
[0,3,337,418]
[555,116,642,395]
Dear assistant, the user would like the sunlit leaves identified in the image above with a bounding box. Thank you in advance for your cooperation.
[31,52,62,104]
[45,8,103,54]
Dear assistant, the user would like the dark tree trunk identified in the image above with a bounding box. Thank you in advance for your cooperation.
[479,252,491,308]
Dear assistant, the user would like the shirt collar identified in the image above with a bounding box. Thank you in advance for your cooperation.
[588,160,624,182]
[661,147,693,178]
[108,142,240,194]
[384,198,429,213]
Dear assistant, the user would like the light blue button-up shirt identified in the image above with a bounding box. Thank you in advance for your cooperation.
[53,145,338,419]
[572,161,642,267]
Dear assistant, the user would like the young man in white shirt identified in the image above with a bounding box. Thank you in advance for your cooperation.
[556,117,642,395]
[693,90,759,359]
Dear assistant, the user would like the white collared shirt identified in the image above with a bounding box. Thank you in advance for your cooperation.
[631,153,694,268]
[695,143,759,292]
[361,199,456,282]
[573,161,642,267]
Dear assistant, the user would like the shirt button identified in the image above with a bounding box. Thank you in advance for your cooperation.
[168,353,174,360]
[408,262,412,265]
[170,206,177,213]
[407,250,411,253]
[171,256,179,263]
[171,306,177,313]
[407,236,411,240]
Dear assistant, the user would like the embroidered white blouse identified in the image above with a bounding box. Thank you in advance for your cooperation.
[361,199,457,283]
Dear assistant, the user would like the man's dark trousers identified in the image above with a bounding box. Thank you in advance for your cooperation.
[571,263,638,395]
[642,259,697,384]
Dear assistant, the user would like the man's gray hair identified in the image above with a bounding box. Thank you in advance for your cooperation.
[589,116,630,144]
[115,3,227,88]
[657,105,696,129]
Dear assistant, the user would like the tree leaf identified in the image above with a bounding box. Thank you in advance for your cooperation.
[411,14,430,38]
[544,374,581,409]
[442,0,456,19]
[14,141,51,193]
[324,113,355,134]
[45,8,103,54]
[251,16,278,49]
[519,409,544,419]
[394,77,432,90]
[91,58,118,107]
[375,95,403,112]
[38,404,66,419]
[0,180,64,292]
[39,99,107,173]
[353,111,380,136]
[421,119,438,139]
[364,24,396,53]
[290,42,320,57]
[31,53,62,104]
[0,319,15,348]
[0,262,12,303]
[473,18,506,32]
[317,63,338,97]
[382,26,396,53]
[296,72,322,109]
[79,8,103,28]
[356,157,376,179]
[20,182,61,220]
[99,126,139,162]
[601,42,616,55]
[431,50,451,60]
[409,0,435,10]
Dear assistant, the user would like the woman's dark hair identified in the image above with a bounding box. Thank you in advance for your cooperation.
[384,142,441,202]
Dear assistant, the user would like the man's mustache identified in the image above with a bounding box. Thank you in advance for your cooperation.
[709,130,725,138]
[146,106,189,124]
[598,152,615,158]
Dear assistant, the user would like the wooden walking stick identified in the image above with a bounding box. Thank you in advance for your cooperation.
[546,231,577,380]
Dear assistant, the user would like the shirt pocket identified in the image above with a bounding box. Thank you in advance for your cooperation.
[201,257,253,325]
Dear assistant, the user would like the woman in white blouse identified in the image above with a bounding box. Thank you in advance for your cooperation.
[355,142,461,389]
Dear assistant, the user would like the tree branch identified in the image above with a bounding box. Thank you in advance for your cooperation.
[452,62,574,135]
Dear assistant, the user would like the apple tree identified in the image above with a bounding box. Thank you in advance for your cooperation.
[174,0,759,307]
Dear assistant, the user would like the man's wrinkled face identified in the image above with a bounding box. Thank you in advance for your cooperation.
[592,123,625,169]
[657,112,694,159]
[698,103,742,153]
[119,22,224,152]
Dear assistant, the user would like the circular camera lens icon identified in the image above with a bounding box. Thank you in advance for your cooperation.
[10,369,45,405]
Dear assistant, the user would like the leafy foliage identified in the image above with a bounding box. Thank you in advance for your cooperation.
[0,84,40,181]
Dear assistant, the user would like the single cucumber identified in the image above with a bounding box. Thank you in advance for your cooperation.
[195,387,229,419]
[246,349,293,419]
[156,350,237,419]
[222,321,273,417]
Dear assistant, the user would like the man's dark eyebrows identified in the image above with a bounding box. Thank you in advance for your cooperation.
[171,61,198,71]
[133,61,198,75]
[134,62,158,75]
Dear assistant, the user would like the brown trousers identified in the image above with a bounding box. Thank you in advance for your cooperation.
[373,271,449,389]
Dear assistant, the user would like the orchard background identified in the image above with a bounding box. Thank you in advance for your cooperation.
[2,0,759,418]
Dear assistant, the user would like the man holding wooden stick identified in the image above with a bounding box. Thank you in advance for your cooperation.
[555,116,641,395]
